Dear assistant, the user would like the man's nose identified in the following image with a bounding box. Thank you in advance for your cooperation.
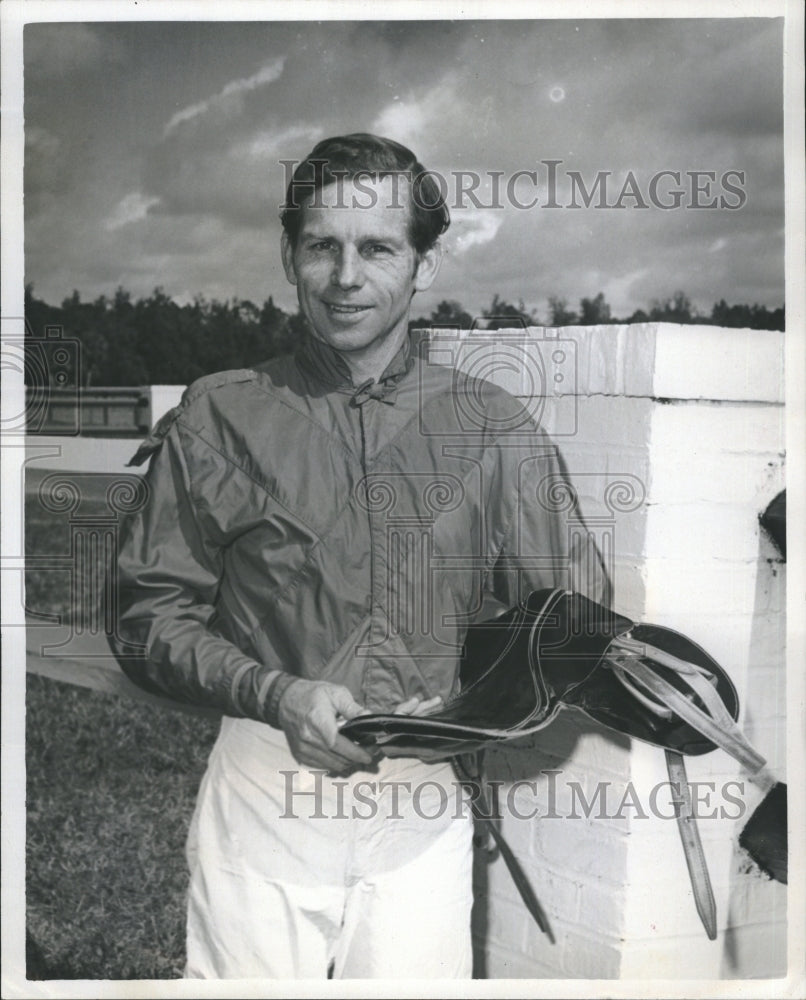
[331,246,363,288]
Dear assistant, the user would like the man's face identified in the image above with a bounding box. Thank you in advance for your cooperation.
[282,175,440,360]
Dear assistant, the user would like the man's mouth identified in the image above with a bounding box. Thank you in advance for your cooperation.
[324,302,372,316]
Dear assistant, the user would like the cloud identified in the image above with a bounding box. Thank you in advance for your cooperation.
[163,56,286,136]
[24,23,115,79]
[372,74,457,148]
[244,124,322,159]
[163,100,210,134]
[142,127,322,229]
[373,98,429,144]
[25,126,61,191]
[220,61,286,98]
[601,268,651,317]
[105,192,161,231]
[448,210,504,255]
[681,20,783,137]
[22,20,785,319]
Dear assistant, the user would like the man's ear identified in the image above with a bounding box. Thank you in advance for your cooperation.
[413,241,443,293]
[281,231,297,286]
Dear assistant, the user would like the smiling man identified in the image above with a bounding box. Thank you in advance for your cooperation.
[115,134,596,979]
[281,170,440,381]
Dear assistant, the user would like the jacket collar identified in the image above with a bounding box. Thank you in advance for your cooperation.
[295,330,415,406]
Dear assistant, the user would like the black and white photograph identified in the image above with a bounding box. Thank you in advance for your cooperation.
[2,1,804,996]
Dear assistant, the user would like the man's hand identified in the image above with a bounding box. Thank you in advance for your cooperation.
[277,678,376,772]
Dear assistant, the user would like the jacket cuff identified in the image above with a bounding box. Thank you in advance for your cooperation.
[261,671,301,729]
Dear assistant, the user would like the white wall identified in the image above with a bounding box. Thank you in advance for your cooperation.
[430,323,786,980]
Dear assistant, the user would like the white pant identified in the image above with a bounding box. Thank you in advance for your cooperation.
[185,716,474,979]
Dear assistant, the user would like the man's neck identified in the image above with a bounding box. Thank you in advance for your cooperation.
[340,327,410,385]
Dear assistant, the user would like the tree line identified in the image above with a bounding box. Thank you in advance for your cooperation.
[24,284,784,388]
[412,290,784,332]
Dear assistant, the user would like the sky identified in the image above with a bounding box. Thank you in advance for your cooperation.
[23,17,784,322]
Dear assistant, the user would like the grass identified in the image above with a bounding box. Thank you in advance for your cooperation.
[24,476,220,980]
[26,676,219,979]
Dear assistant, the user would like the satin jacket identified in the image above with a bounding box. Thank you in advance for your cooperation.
[113,333,598,722]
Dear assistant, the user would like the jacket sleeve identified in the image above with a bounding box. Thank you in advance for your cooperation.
[485,431,611,612]
[111,419,295,724]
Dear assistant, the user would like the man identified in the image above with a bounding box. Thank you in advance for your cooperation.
[114,134,600,979]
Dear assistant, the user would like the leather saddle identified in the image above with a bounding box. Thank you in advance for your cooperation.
[342,588,768,941]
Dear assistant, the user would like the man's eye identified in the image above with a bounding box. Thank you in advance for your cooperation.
[365,244,391,255]
[311,240,334,251]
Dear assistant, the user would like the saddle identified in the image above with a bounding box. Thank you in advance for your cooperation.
[342,589,769,941]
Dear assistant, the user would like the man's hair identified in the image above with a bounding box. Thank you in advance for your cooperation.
[281,133,450,254]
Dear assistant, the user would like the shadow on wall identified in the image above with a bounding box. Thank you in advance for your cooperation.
[721,517,787,978]
[470,713,629,978]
